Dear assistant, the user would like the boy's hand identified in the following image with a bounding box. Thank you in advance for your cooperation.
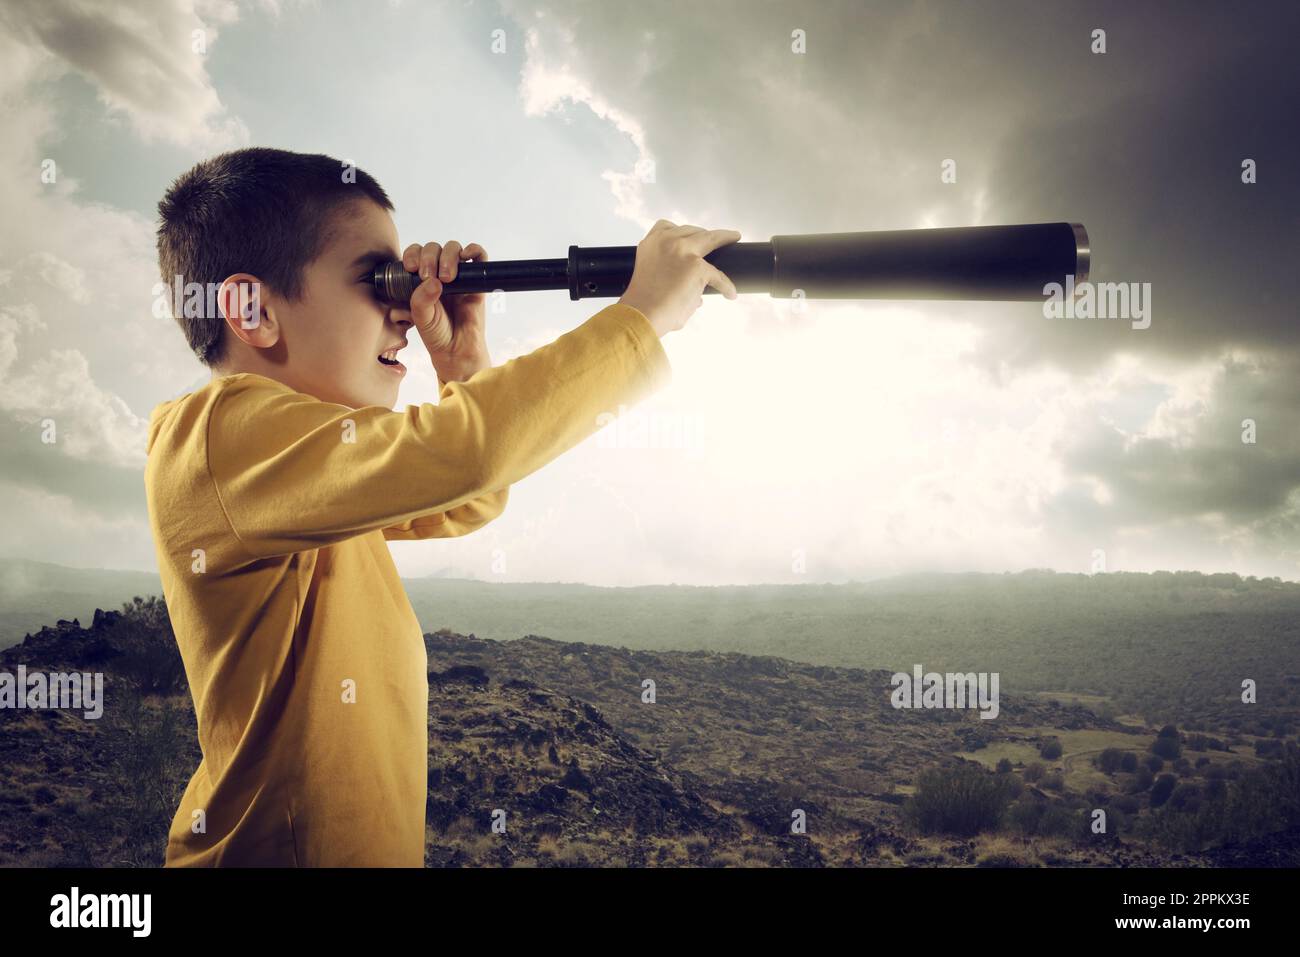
[403,240,492,383]
[617,220,740,337]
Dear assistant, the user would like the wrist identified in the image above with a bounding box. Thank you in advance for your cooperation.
[433,356,490,384]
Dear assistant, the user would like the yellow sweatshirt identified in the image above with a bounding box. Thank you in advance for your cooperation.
[144,302,671,866]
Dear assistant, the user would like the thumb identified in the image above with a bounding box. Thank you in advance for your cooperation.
[410,278,451,347]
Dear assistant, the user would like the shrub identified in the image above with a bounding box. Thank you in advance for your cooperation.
[1120,752,1138,772]
[1168,783,1202,812]
[1145,754,1165,773]
[1113,794,1141,815]
[112,596,186,696]
[1151,735,1182,760]
[903,763,1015,837]
[1005,799,1044,836]
[1150,774,1177,808]
[1041,772,1065,791]
[1141,744,1300,853]
[1129,767,1154,793]
[1038,805,1082,838]
[1039,739,1063,760]
[1255,739,1285,759]
[1004,798,1086,838]
[1096,748,1126,773]
[1023,762,1046,783]
[995,758,1013,774]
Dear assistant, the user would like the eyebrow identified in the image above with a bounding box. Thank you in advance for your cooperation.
[349,248,401,272]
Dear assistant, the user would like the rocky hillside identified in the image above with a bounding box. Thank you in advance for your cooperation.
[1,605,1294,866]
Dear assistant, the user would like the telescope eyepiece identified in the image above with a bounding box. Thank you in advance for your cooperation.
[372,261,418,304]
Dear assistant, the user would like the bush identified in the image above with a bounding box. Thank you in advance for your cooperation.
[1005,799,1087,838]
[1168,783,1202,812]
[1113,794,1141,815]
[1039,805,1082,838]
[903,763,1015,837]
[995,758,1013,773]
[1129,767,1155,793]
[1121,752,1138,772]
[1141,744,1300,853]
[93,681,191,865]
[113,596,187,697]
[1041,772,1065,791]
[1145,754,1165,773]
[1255,739,1286,759]
[1023,762,1046,783]
[1005,799,1044,836]
[1151,735,1182,760]
[1039,739,1063,760]
[1096,748,1126,774]
[1150,774,1178,808]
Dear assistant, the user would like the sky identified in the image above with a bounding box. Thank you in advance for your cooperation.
[0,0,1297,585]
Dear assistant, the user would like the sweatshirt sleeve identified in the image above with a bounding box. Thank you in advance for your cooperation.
[380,486,510,541]
[207,302,670,561]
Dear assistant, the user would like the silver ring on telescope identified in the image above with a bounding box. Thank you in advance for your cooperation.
[1070,223,1090,285]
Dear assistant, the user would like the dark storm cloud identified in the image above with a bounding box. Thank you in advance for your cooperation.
[507,0,1300,553]
[509,0,1298,365]
[1050,352,1300,526]
[978,0,1300,369]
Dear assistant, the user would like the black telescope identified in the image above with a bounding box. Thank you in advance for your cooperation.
[371,221,1089,304]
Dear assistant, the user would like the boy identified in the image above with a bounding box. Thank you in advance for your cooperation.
[145,147,738,866]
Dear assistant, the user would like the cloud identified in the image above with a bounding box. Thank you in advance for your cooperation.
[0,0,1296,584]
[0,3,230,549]
[0,0,249,151]
[486,0,1300,579]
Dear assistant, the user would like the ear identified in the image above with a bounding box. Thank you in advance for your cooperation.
[217,274,279,350]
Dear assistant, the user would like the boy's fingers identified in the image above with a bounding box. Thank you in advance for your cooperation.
[688,228,742,255]
[401,243,423,272]
[408,275,445,333]
[704,263,738,300]
[462,242,488,262]
[439,241,463,281]
[409,274,443,306]
[419,241,443,279]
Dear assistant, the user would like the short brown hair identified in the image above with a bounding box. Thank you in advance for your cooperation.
[156,147,394,367]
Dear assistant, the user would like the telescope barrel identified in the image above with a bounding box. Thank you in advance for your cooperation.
[371,222,1088,304]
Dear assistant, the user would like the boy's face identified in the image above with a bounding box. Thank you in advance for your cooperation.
[242,198,411,409]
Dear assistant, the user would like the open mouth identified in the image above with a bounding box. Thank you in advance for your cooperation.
[377,349,405,372]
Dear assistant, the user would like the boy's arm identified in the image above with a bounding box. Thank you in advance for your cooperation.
[207,302,668,561]
[378,370,509,541]
[380,486,509,540]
